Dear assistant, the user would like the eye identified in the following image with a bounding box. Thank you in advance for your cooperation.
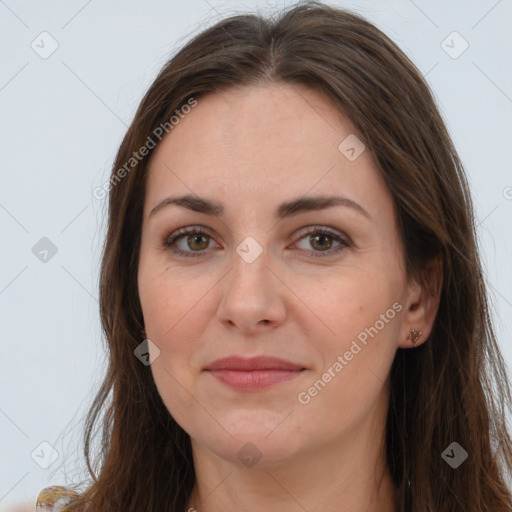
[163,225,351,258]
[292,226,350,258]
[163,226,218,258]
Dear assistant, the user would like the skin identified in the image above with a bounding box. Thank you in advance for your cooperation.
[137,83,440,512]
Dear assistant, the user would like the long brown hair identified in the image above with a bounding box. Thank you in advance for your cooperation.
[40,1,512,510]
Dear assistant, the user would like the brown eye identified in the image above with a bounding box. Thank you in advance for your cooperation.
[164,227,217,258]
[309,233,333,251]
[185,233,210,251]
[293,227,350,258]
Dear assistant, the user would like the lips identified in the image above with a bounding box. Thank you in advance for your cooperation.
[204,356,306,371]
[204,356,306,391]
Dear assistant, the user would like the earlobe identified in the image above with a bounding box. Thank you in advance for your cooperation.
[399,257,443,349]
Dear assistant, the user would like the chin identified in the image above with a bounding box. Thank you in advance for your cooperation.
[193,417,307,468]
[212,437,303,469]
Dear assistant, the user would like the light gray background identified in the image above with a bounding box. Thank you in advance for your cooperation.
[1,0,511,509]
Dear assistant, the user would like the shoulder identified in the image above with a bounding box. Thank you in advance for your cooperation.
[35,486,79,511]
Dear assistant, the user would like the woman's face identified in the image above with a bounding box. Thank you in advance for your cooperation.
[138,83,423,467]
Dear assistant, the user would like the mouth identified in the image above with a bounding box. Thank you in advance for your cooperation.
[205,368,306,391]
[203,356,307,391]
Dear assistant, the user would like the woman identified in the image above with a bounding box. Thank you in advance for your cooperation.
[36,1,512,511]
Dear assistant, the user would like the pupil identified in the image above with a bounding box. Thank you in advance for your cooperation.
[313,234,331,250]
[190,234,207,250]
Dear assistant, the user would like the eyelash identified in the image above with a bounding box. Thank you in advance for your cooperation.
[162,225,351,259]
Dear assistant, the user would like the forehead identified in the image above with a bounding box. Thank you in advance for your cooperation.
[144,83,391,221]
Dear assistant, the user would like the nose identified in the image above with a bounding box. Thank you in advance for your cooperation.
[216,243,287,335]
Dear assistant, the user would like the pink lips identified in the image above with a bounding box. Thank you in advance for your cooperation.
[204,356,306,391]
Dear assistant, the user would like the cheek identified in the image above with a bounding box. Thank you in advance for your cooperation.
[138,267,215,371]
[292,264,402,340]
[138,262,215,338]
[294,290,401,434]
[138,270,204,414]
[293,270,402,398]
[145,302,206,435]
[140,281,206,377]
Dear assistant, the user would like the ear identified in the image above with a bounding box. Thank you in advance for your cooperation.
[398,256,443,349]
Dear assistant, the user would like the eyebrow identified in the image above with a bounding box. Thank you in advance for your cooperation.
[149,194,371,220]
